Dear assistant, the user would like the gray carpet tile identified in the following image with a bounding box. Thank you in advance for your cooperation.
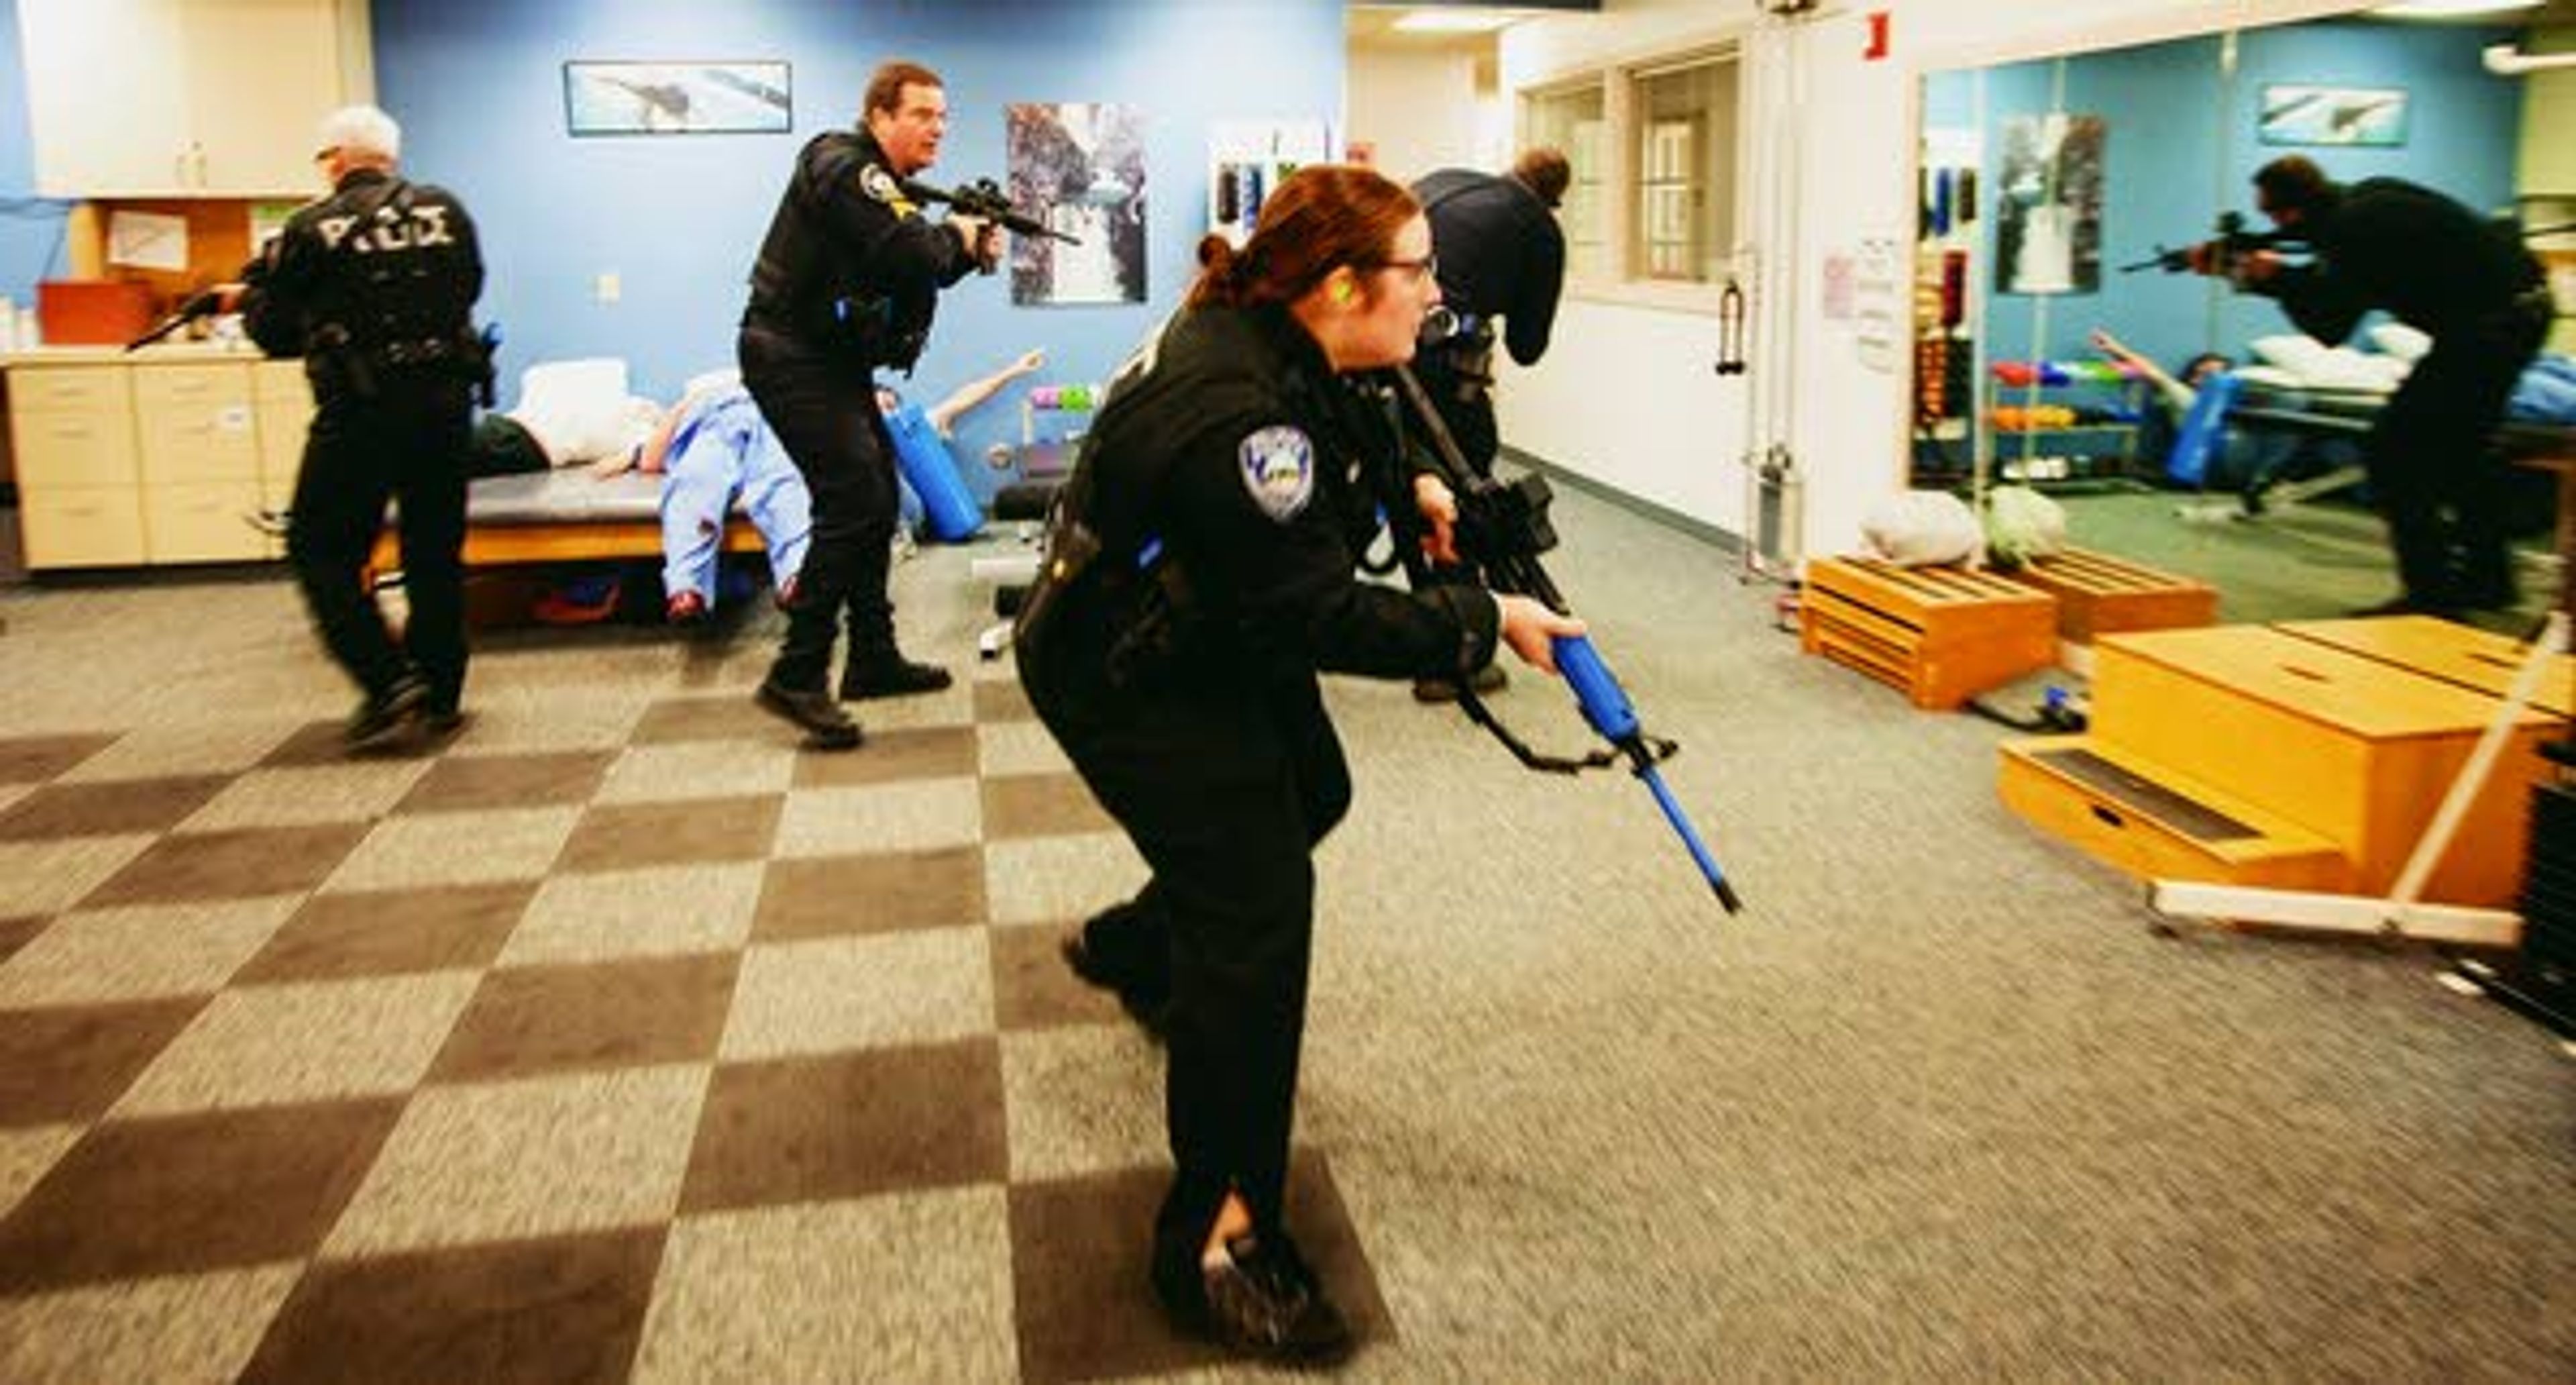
[0,490,2566,1382]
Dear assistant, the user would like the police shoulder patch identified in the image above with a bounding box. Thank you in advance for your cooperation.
[861,161,919,217]
[1238,425,1316,523]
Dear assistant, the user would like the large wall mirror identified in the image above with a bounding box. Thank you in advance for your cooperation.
[1908,3,2575,628]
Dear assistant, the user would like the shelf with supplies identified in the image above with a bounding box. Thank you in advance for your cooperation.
[1984,358,2152,483]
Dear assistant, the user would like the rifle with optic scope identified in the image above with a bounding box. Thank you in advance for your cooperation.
[897,176,1081,246]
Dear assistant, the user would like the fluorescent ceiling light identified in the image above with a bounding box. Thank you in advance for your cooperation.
[2371,1,2543,17]
[1392,9,1518,34]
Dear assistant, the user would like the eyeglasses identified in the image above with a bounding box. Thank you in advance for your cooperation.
[1371,253,1438,285]
[312,147,338,164]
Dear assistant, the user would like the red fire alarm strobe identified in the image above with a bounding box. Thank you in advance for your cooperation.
[1866,11,1892,62]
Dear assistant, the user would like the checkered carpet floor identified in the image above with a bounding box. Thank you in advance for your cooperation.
[0,664,1389,1383]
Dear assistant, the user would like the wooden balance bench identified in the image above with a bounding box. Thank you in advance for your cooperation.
[1800,556,2057,710]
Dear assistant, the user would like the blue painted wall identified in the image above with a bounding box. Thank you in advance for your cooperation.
[1931,19,2523,377]
[0,0,75,311]
[370,0,1343,470]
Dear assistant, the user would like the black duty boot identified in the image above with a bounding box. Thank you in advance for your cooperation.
[345,674,429,752]
[1155,1231,1354,1367]
[757,677,863,750]
[841,652,953,700]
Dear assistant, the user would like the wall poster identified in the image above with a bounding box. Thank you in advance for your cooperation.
[1006,102,1148,305]
[1994,112,2105,296]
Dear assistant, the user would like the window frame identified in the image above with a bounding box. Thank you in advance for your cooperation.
[1515,42,1743,315]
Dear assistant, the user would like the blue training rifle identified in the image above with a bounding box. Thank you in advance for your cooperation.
[1377,358,1740,913]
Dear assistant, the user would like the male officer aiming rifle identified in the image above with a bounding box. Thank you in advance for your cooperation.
[740,58,1004,750]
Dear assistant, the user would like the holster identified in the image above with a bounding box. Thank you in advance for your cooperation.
[1011,505,1102,672]
[307,323,377,402]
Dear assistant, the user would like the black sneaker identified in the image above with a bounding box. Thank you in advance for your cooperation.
[421,705,467,739]
[841,654,954,701]
[345,674,429,751]
[1158,1231,1353,1367]
[756,678,863,750]
[1060,929,1170,1040]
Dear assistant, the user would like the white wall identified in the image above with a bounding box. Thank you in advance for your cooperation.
[1493,0,2383,562]
[1496,0,1760,541]
[1346,44,1483,183]
[1495,299,1742,522]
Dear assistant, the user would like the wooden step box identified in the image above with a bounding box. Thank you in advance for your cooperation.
[2005,547,2217,644]
[2079,623,2559,905]
[1800,556,2058,710]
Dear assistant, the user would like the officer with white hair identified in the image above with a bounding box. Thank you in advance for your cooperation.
[227,104,488,748]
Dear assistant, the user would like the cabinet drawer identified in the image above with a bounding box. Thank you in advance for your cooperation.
[139,405,261,483]
[256,396,313,487]
[19,486,146,569]
[132,362,253,413]
[144,481,268,564]
[9,366,132,414]
[254,360,313,403]
[9,408,139,487]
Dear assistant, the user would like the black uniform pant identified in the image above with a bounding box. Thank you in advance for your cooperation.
[286,380,471,707]
[739,326,901,689]
[1022,649,1353,1260]
[1413,340,1499,482]
[2366,297,2551,609]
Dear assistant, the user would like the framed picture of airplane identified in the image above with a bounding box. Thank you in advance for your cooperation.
[563,61,792,136]
[2257,85,2408,148]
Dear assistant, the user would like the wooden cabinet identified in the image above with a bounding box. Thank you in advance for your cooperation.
[5,349,310,568]
[8,363,146,568]
[15,0,361,197]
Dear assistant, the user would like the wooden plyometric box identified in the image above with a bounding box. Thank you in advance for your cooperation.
[1800,556,2057,710]
[1998,733,2352,894]
[2086,625,2558,906]
[2274,615,2576,719]
[2005,547,2218,644]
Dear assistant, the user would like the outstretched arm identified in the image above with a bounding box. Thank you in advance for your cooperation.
[924,348,1046,435]
[2090,327,2192,413]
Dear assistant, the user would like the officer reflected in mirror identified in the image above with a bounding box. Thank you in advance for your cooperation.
[2203,155,2551,618]
[1013,164,1584,1366]
[220,103,488,750]
[739,59,1004,750]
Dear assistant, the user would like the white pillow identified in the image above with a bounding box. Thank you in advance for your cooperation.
[1860,489,1983,568]
[2248,334,2334,376]
[682,366,742,399]
[2369,322,2432,362]
[511,358,631,464]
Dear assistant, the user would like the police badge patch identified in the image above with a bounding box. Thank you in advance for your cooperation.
[1238,425,1316,523]
[861,163,904,205]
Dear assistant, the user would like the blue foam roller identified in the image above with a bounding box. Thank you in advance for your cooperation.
[884,403,983,542]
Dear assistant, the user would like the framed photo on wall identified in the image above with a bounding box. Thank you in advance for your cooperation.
[2258,85,2408,148]
[563,61,792,136]
[1006,102,1148,305]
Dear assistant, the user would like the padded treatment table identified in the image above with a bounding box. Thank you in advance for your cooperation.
[364,468,759,586]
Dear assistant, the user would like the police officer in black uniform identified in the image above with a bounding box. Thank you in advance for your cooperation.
[1016,165,1582,1366]
[231,103,486,749]
[1409,146,1570,482]
[740,59,999,750]
[2212,155,2551,616]
[1407,148,1570,701]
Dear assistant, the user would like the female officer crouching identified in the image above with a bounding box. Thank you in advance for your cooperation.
[1015,164,1582,1366]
